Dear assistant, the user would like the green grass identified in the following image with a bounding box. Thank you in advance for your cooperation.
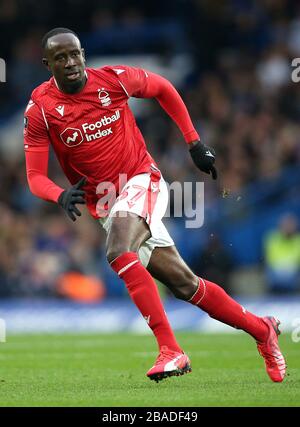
[0,332,299,407]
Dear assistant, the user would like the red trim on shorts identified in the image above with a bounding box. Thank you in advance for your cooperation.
[141,168,161,224]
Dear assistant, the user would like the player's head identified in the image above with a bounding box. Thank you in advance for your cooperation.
[42,28,86,94]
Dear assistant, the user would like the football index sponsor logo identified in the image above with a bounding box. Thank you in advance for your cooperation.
[60,127,84,147]
[0,58,6,82]
[82,110,120,142]
[60,110,121,146]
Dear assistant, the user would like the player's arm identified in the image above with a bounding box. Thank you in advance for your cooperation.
[144,72,217,179]
[24,102,86,221]
[117,67,217,179]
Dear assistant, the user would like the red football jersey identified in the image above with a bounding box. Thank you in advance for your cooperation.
[24,65,200,218]
[24,66,159,218]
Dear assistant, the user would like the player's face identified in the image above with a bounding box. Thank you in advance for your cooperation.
[43,33,86,94]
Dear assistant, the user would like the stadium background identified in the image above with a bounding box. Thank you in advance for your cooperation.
[0,0,300,334]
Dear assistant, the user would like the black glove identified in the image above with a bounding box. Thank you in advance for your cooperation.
[58,177,87,221]
[189,141,217,180]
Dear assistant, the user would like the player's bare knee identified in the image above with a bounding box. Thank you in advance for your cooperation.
[106,246,128,264]
[106,240,140,264]
[106,233,131,264]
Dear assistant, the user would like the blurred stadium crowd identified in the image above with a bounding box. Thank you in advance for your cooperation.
[1,0,300,299]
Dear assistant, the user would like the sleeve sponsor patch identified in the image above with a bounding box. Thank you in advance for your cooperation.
[23,116,28,136]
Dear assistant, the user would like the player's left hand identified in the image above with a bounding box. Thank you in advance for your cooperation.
[189,141,217,180]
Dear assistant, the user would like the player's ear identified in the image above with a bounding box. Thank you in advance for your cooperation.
[42,58,50,70]
[81,48,86,63]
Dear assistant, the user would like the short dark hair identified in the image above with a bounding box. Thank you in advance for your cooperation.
[42,27,79,50]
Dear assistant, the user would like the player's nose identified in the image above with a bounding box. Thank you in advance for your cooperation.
[65,56,76,68]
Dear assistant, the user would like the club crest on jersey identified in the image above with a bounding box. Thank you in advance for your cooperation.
[60,127,84,147]
[98,88,111,107]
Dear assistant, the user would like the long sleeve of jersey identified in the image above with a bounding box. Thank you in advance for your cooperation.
[25,149,64,202]
[24,102,64,202]
[116,67,200,143]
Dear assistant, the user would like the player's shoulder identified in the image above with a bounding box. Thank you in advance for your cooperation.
[30,78,54,103]
[23,80,48,118]
[88,65,147,97]
[88,64,139,82]
[25,78,56,117]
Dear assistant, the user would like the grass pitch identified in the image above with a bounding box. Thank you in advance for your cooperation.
[0,332,299,407]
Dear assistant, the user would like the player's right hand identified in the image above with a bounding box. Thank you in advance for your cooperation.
[58,176,87,221]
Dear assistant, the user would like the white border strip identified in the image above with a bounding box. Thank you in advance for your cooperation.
[41,106,49,130]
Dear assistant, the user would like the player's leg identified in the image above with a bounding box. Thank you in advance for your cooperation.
[100,171,192,381]
[107,211,181,353]
[147,245,198,300]
[147,245,268,340]
[106,211,190,380]
[147,245,286,382]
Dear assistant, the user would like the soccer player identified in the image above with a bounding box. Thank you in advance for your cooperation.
[24,28,286,383]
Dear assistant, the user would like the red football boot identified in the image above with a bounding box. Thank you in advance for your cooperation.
[146,346,191,382]
[256,316,287,382]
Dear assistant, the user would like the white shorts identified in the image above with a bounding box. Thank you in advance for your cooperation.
[99,169,174,267]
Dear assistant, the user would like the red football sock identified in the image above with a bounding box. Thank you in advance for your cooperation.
[189,278,268,342]
[110,252,182,352]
